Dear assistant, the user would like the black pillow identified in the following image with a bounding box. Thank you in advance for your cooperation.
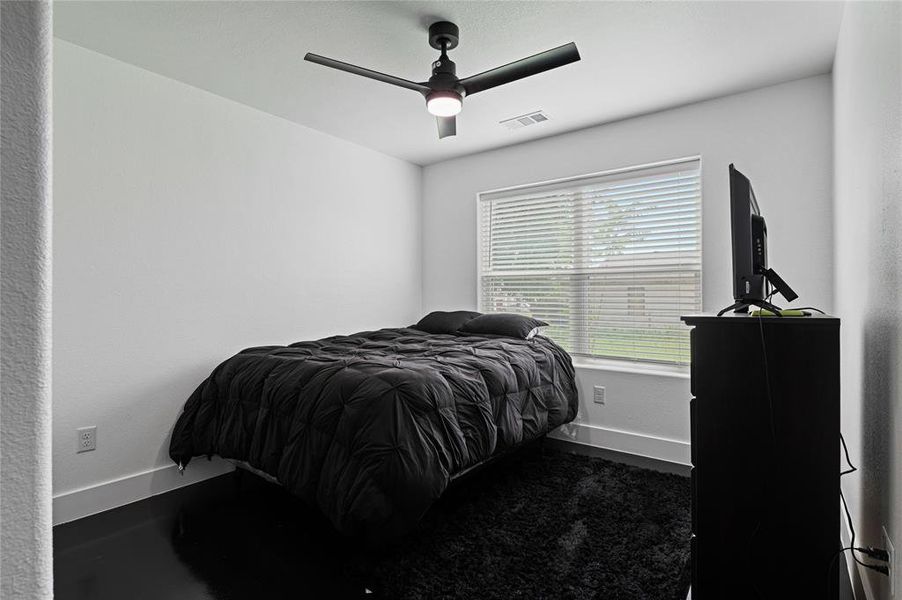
[413,310,482,334]
[458,313,549,339]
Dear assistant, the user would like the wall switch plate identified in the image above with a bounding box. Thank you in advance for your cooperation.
[593,386,606,405]
[77,426,96,453]
[884,526,896,596]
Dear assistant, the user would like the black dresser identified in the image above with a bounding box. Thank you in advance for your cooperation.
[681,314,840,599]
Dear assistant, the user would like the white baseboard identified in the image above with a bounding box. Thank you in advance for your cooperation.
[53,426,686,526]
[549,422,690,466]
[52,457,235,526]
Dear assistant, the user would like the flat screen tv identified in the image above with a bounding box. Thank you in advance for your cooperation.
[721,164,797,315]
[729,164,767,304]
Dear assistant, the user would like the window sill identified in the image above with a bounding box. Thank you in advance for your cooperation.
[571,356,690,379]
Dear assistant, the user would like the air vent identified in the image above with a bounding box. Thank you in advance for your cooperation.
[500,110,550,130]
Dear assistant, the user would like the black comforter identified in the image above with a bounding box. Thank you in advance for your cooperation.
[169,327,578,539]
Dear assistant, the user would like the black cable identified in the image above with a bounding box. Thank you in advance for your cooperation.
[858,546,891,561]
[826,468,870,593]
[765,282,826,315]
[836,440,885,571]
[826,435,860,592]
[751,291,844,596]
[792,306,826,314]
[757,291,866,591]
[838,487,888,572]
[758,311,777,443]
[840,432,857,477]
[828,546,856,591]
[745,310,777,599]
[753,307,879,597]
[840,487,869,568]
[837,433,869,567]
[826,434,890,595]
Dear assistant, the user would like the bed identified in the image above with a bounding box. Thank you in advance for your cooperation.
[169,324,578,540]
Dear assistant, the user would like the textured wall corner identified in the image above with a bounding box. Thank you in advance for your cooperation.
[834,1,902,598]
[1,1,54,598]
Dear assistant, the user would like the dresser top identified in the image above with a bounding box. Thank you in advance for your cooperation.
[682,313,839,325]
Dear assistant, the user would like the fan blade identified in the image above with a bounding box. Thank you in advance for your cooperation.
[460,42,580,96]
[437,116,456,139]
[305,53,430,95]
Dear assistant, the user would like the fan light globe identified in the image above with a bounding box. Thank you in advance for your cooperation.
[426,92,462,117]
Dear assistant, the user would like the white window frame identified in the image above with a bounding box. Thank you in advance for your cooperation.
[476,156,703,367]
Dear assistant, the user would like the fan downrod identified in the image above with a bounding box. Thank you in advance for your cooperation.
[429,21,459,51]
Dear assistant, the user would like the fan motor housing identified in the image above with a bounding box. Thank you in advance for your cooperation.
[429,21,459,50]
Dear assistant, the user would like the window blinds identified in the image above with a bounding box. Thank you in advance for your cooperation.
[478,158,702,365]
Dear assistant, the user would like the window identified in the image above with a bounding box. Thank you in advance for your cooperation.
[478,157,702,365]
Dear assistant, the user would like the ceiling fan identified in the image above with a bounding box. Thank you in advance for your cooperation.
[304,21,580,139]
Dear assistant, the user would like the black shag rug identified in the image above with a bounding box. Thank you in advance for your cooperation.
[172,445,691,600]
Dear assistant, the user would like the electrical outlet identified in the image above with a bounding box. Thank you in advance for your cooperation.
[77,426,96,453]
[593,386,606,405]
[884,526,896,596]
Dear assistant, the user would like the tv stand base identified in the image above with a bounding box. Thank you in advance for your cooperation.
[716,299,784,317]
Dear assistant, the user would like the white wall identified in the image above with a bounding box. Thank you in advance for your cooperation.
[1,2,54,597]
[833,2,902,598]
[422,75,834,462]
[52,40,422,523]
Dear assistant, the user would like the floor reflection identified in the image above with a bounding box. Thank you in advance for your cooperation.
[54,471,372,600]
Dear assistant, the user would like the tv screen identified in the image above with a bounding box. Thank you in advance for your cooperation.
[729,164,768,304]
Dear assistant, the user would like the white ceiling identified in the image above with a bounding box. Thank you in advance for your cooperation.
[54,1,845,166]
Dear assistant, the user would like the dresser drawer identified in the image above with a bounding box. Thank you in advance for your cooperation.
[690,534,698,596]
[689,398,699,467]
[689,467,699,535]
[689,327,696,396]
